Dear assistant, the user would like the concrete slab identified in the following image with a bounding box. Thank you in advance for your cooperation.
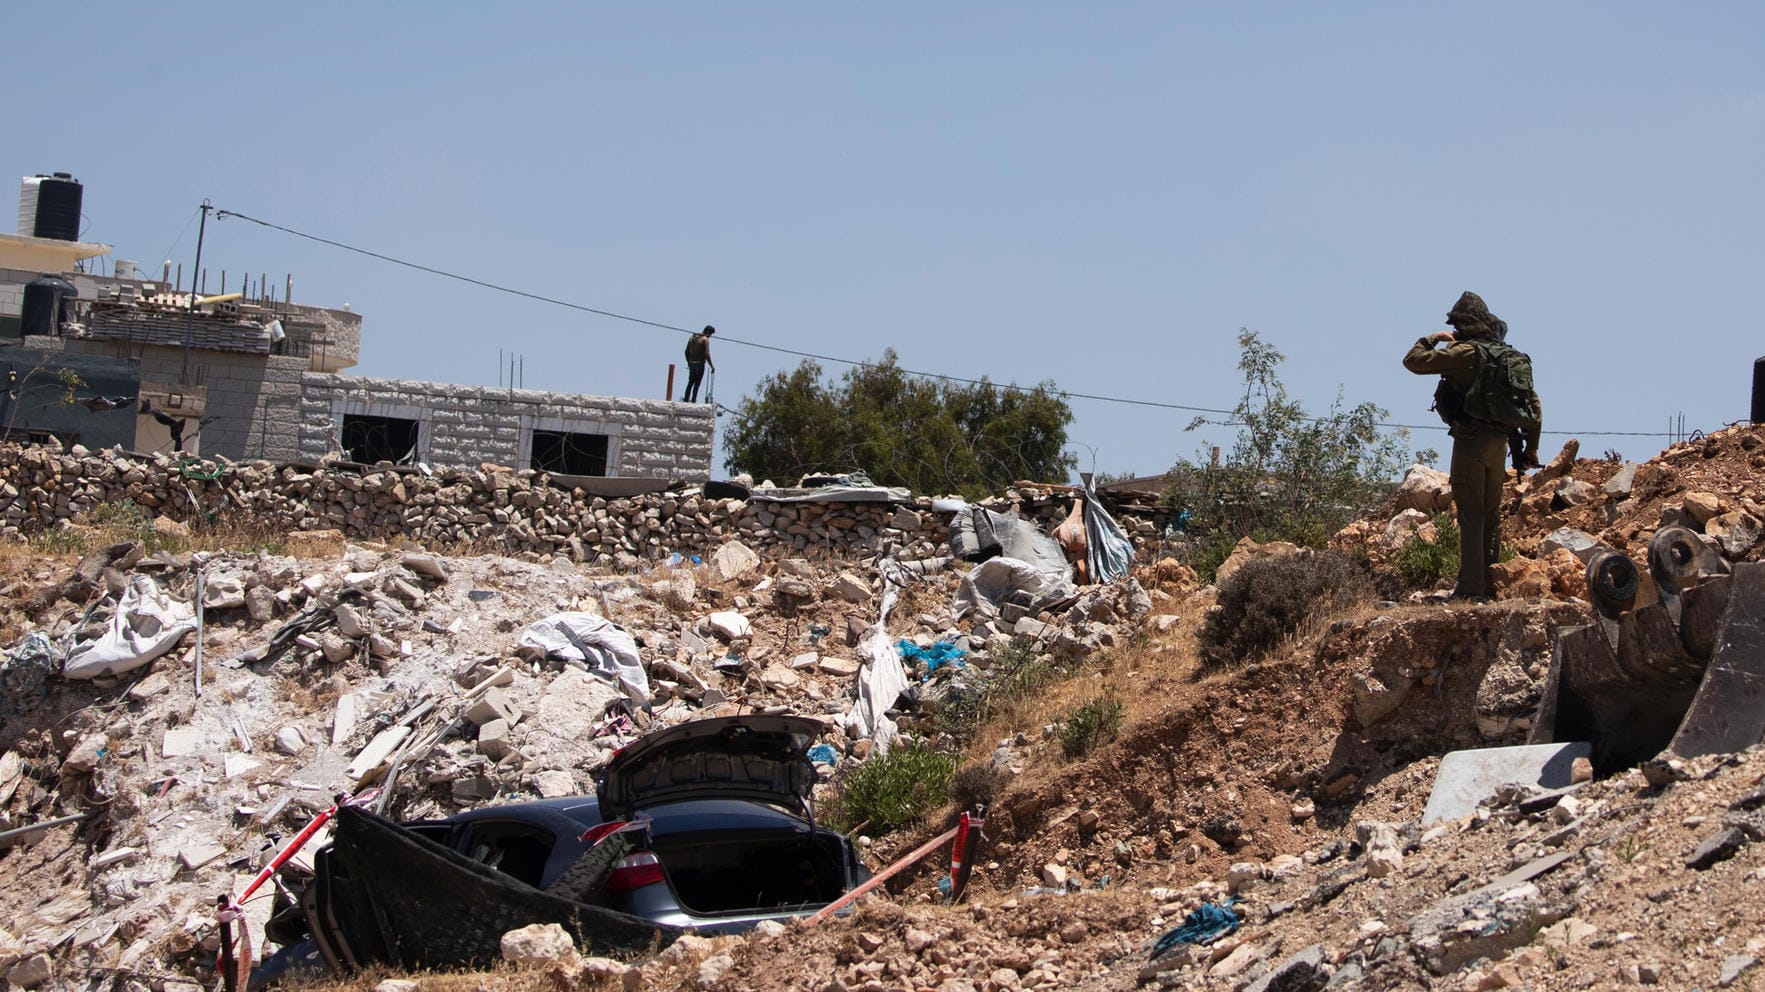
[1422,742,1591,825]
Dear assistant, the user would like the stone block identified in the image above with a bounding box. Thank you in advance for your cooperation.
[1422,742,1591,824]
[465,686,521,727]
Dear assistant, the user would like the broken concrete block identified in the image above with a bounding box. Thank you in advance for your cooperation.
[707,611,752,640]
[789,651,819,669]
[1041,863,1068,888]
[478,718,513,760]
[759,664,800,690]
[179,840,227,870]
[1602,462,1639,498]
[465,687,522,728]
[317,632,356,665]
[400,553,449,582]
[128,670,171,701]
[709,540,761,582]
[452,776,497,802]
[162,727,202,758]
[1013,617,1051,640]
[367,633,401,659]
[347,725,412,784]
[530,770,576,798]
[202,574,247,611]
[245,586,276,622]
[298,573,331,598]
[88,846,139,870]
[223,755,261,780]
[833,571,871,603]
[384,576,425,606]
[333,603,370,638]
[333,693,359,745]
[819,657,861,677]
[1422,742,1591,824]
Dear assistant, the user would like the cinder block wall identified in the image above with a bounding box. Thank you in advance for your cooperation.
[24,337,311,462]
[298,375,715,478]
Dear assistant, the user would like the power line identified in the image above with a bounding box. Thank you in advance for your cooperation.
[212,207,1678,441]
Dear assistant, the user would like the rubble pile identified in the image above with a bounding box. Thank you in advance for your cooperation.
[0,519,1174,987]
[0,442,1168,564]
[5,427,1765,991]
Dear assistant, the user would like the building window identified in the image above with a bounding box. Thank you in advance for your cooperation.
[530,430,608,476]
[340,414,420,465]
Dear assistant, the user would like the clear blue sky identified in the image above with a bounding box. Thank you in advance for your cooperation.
[10,3,1762,477]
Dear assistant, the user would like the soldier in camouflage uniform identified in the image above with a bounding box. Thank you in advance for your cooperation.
[1403,291,1542,599]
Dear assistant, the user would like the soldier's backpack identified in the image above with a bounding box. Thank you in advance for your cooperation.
[1434,339,1540,431]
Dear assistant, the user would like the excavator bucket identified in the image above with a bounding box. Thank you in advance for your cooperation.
[1529,529,1765,774]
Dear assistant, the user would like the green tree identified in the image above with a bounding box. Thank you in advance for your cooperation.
[725,350,1075,498]
[1171,329,1410,554]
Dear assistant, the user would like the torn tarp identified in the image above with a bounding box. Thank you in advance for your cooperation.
[516,613,650,709]
[951,557,1077,622]
[946,505,1073,577]
[63,576,197,679]
[1081,477,1136,585]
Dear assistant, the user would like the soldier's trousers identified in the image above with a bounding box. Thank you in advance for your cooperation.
[1450,432,1508,598]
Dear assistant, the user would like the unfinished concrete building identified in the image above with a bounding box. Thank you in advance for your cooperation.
[0,174,713,478]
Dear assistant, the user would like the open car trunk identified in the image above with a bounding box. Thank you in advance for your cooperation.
[648,827,850,915]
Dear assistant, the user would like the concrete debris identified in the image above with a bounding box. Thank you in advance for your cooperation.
[500,922,581,968]
[707,611,753,640]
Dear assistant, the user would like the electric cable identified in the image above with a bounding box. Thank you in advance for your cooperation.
[213,207,1680,440]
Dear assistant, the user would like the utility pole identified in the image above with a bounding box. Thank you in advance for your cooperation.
[181,201,212,384]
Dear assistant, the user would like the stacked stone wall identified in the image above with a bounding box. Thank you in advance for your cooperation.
[0,444,1166,565]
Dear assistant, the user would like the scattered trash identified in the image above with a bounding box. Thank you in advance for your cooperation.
[898,640,967,678]
[807,623,832,644]
[2,632,61,717]
[808,743,838,766]
[1151,899,1242,958]
[515,613,650,708]
[63,576,197,679]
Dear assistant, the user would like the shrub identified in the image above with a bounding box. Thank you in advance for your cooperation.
[947,761,1005,813]
[827,744,958,835]
[1199,549,1375,668]
[934,636,1072,744]
[1059,692,1125,758]
[1395,514,1460,588]
[1166,330,1412,565]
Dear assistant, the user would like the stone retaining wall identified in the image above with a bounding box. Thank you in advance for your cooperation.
[0,443,1167,564]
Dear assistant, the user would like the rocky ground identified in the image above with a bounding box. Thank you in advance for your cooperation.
[4,426,1765,992]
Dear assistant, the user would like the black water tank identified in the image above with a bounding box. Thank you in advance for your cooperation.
[22,173,83,240]
[21,275,77,336]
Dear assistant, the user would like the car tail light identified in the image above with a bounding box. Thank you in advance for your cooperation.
[607,851,666,893]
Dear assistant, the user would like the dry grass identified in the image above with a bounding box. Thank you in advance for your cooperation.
[6,500,337,559]
[278,962,625,992]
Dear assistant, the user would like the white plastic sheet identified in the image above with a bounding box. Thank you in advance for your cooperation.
[63,576,197,680]
[843,557,914,756]
[516,612,651,709]
[951,556,1078,621]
